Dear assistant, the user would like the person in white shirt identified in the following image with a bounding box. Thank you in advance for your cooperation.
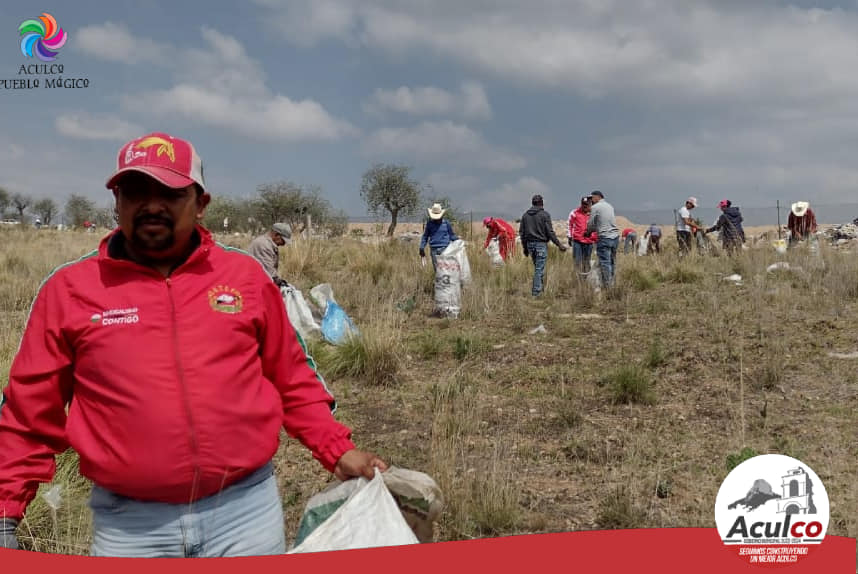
[676,197,698,256]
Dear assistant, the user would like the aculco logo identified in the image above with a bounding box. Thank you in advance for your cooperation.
[90,308,140,327]
[715,454,829,567]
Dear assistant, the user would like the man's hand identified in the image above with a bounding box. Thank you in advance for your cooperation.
[0,519,19,550]
[419,248,426,258]
[334,449,388,481]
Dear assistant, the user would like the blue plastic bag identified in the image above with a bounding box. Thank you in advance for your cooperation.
[321,301,360,345]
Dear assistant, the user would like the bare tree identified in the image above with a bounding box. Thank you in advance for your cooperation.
[33,198,59,225]
[359,164,421,236]
[11,193,31,223]
[65,194,96,228]
[0,187,9,217]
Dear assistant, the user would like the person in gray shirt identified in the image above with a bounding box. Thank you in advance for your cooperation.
[585,191,620,288]
[248,222,292,287]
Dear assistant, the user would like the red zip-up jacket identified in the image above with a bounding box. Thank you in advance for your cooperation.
[0,226,355,520]
[568,208,597,244]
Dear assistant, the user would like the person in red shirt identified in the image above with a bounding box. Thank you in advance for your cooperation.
[622,228,638,254]
[0,132,386,557]
[787,201,817,247]
[483,216,516,261]
[568,196,597,273]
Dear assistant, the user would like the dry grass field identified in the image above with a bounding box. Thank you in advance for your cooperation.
[1,225,856,554]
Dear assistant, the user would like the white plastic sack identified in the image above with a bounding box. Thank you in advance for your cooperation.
[434,253,462,318]
[281,286,322,340]
[586,265,602,292]
[486,238,504,266]
[289,470,419,554]
[637,235,649,256]
[442,240,472,285]
[309,283,337,314]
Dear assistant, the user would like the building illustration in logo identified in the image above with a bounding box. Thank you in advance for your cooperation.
[18,13,67,62]
[208,286,243,314]
[777,467,816,515]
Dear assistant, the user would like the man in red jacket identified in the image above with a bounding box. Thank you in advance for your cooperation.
[0,132,386,557]
[482,217,516,261]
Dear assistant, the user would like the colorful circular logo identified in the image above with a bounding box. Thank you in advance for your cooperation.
[18,13,67,62]
[715,454,830,567]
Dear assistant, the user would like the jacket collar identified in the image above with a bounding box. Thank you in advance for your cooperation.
[97,224,215,275]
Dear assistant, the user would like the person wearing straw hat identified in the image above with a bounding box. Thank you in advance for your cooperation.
[787,201,817,247]
[419,202,459,270]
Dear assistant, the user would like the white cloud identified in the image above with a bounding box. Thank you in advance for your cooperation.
[124,85,356,141]
[76,22,168,65]
[363,121,525,171]
[55,112,144,142]
[252,0,357,47]
[365,81,491,119]
[256,1,858,108]
[81,24,355,142]
[462,176,550,212]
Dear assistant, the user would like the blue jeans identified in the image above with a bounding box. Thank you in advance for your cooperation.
[572,241,593,273]
[428,245,446,271]
[527,241,548,295]
[624,233,637,254]
[89,462,286,557]
[596,237,619,288]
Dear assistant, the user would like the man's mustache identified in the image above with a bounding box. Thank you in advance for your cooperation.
[134,214,174,228]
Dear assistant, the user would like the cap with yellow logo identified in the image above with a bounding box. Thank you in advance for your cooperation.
[105,132,205,192]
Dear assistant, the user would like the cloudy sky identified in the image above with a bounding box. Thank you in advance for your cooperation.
[3,0,858,223]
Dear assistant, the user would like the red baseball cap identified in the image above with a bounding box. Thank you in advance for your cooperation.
[105,132,206,192]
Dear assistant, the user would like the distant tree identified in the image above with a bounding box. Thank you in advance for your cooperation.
[0,187,9,216]
[322,208,350,238]
[65,194,96,228]
[33,198,59,225]
[253,182,335,235]
[359,164,421,236]
[93,206,115,229]
[11,193,31,223]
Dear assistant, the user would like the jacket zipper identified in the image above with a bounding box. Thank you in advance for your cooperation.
[166,277,202,501]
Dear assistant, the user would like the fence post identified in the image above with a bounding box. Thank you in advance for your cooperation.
[776,200,781,239]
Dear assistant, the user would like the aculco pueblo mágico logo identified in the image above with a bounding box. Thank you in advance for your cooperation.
[714,454,829,566]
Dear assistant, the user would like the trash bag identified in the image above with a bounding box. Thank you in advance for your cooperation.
[434,251,462,318]
[486,238,504,266]
[289,469,419,553]
[442,240,472,285]
[292,467,443,551]
[320,301,360,345]
[586,265,602,292]
[310,283,337,314]
[379,467,445,544]
[637,235,649,256]
[281,285,322,340]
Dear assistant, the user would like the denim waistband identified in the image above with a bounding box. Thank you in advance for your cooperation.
[92,461,275,504]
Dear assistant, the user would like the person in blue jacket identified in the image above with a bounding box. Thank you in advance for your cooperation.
[419,203,459,270]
